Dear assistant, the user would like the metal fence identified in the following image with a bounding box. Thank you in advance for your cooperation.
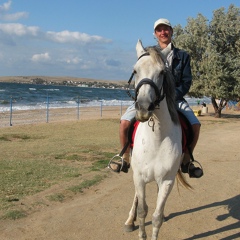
[0,100,132,128]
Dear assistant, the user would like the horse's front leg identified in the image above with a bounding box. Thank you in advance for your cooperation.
[124,192,138,232]
[136,181,148,240]
[151,180,174,240]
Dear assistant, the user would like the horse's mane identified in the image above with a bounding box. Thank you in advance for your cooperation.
[145,46,179,125]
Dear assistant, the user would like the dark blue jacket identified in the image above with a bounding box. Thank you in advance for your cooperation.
[172,46,192,100]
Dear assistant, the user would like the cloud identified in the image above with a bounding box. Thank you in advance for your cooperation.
[0,1,28,21]
[0,0,11,12]
[0,23,111,44]
[0,1,131,80]
[46,30,111,44]
[1,12,28,21]
[31,52,51,62]
[66,57,82,64]
[0,1,111,45]
[0,23,40,37]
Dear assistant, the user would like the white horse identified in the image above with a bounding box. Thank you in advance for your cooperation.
[124,40,191,240]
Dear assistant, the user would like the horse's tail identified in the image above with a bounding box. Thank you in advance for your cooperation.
[176,169,193,190]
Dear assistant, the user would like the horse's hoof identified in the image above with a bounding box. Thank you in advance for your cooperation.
[124,224,134,232]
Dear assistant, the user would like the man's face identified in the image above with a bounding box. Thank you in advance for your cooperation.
[154,24,173,45]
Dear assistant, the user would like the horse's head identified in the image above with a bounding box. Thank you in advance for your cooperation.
[133,40,171,122]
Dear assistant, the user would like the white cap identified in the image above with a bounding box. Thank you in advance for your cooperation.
[154,18,172,30]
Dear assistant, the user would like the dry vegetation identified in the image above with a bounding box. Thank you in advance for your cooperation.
[0,76,127,88]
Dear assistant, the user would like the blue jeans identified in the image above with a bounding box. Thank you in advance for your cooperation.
[121,100,200,125]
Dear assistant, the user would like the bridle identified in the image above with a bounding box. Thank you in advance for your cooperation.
[126,52,166,107]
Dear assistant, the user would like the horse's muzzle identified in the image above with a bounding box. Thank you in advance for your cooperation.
[135,101,153,122]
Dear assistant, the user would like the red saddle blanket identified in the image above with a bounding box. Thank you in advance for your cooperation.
[130,113,191,153]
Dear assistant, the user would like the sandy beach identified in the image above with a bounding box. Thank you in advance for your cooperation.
[0,105,239,240]
[0,105,129,128]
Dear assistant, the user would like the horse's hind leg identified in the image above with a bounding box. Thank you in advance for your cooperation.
[151,180,174,240]
[124,193,138,232]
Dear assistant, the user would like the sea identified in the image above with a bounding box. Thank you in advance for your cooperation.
[0,82,211,112]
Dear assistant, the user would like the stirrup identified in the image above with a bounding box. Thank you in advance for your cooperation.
[108,154,124,173]
[181,160,204,178]
[108,155,130,173]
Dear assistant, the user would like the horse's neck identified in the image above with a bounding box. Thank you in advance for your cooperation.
[154,99,173,127]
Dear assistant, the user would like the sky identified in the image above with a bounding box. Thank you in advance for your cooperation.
[0,0,238,81]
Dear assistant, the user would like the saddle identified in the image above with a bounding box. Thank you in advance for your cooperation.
[128,112,194,153]
[108,112,203,177]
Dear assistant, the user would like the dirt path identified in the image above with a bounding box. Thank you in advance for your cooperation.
[0,117,239,240]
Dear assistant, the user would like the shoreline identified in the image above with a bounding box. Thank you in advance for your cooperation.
[0,76,128,89]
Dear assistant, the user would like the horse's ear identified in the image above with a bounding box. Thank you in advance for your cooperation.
[136,39,146,58]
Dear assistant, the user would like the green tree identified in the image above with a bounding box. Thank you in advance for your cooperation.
[173,4,240,118]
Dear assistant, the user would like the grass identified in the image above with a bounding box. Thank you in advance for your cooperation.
[47,193,65,202]
[2,210,27,220]
[0,119,119,219]
[0,133,31,141]
[0,159,81,199]
[67,174,106,193]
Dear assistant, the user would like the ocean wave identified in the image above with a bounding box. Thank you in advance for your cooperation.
[43,88,60,91]
[0,82,211,112]
[0,99,134,112]
[0,97,211,112]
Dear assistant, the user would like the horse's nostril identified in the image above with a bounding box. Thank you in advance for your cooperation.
[148,103,155,111]
[135,102,140,110]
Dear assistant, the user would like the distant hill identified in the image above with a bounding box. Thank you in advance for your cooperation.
[0,76,130,89]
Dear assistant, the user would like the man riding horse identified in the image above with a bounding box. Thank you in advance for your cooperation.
[110,18,203,178]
